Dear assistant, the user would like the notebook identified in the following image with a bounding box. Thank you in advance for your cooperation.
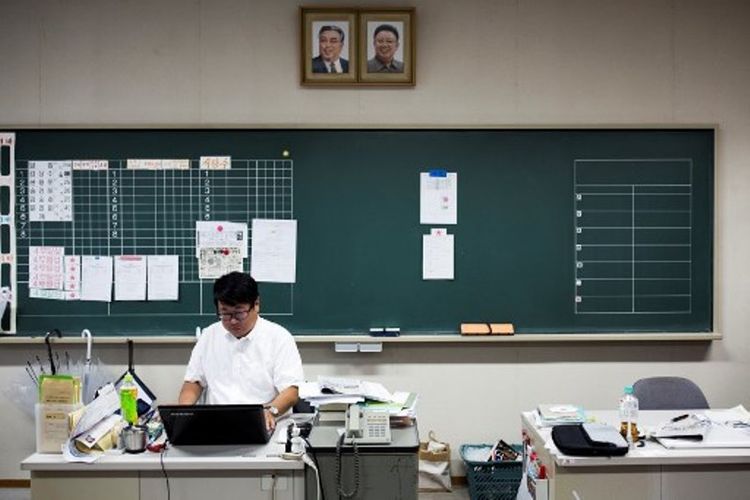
[537,404,585,426]
[158,404,271,446]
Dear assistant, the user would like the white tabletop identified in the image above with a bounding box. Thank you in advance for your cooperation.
[21,441,304,472]
[522,409,750,467]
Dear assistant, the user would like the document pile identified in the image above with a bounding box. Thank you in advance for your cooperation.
[704,405,750,428]
[299,376,417,425]
[652,406,750,449]
[300,376,392,406]
[361,391,418,427]
[536,404,585,427]
[63,383,122,463]
[653,413,710,441]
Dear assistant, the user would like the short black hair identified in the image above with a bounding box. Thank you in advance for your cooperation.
[318,25,345,43]
[373,24,399,41]
[213,272,259,308]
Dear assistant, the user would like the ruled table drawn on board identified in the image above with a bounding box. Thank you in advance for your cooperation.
[574,159,692,315]
[14,158,294,317]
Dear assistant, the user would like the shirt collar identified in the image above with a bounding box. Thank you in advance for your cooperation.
[222,325,254,343]
[374,58,397,71]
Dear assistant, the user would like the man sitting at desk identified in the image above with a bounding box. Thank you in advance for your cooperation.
[178,272,303,432]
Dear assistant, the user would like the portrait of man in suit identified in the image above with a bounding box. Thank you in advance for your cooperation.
[366,23,403,73]
[311,24,349,74]
[357,10,414,85]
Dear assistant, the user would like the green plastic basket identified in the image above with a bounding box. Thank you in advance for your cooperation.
[460,444,523,500]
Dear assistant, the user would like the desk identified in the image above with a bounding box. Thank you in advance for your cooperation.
[521,410,750,500]
[305,422,419,500]
[21,441,304,500]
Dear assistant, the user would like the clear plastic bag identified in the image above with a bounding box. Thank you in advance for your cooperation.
[2,370,38,419]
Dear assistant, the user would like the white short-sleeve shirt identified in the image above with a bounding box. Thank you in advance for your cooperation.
[184,317,304,405]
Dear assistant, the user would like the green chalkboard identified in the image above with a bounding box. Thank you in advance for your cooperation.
[1,129,713,336]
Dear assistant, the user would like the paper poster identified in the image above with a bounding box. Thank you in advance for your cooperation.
[200,156,231,170]
[250,219,298,283]
[147,255,179,301]
[29,246,65,290]
[196,221,248,258]
[29,161,73,222]
[29,288,67,300]
[64,256,81,291]
[72,160,108,171]
[422,228,454,280]
[127,159,189,170]
[114,256,147,301]
[80,256,113,302]
[199,247,243,280]
[64,255,81,301]
[420,171,457,225]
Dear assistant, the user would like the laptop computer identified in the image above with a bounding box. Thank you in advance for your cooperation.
[158,404,271,446]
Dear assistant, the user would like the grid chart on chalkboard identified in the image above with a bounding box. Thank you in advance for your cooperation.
[574,159,692,315]
[14,158,294,316]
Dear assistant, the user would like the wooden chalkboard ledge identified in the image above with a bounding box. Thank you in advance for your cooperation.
[0,332,722,344]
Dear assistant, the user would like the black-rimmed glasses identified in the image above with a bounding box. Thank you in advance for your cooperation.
[217,309,252,322]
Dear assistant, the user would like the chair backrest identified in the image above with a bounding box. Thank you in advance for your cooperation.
[293,397,315,414]
[633,376,709,410]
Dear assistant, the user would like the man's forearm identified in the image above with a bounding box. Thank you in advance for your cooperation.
[178,381,203,404]
[268,386,299,414]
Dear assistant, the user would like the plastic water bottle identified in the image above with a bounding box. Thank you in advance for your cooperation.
[119,373,138,425]
[619,385,639,446]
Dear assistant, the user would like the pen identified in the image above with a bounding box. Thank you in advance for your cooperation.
[671,414,690,422]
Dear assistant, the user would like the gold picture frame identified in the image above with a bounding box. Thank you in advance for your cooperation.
[358,8,415,86]
[301,8,358,86]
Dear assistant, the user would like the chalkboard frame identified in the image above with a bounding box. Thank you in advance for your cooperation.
[0,128,714,338]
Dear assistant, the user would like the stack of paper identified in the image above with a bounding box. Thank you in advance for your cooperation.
[317,376,394,402]
[299,376,394,406]
[297,377,416,424]
[704,405,750,427]
[298,380,364,408]
[653,414,711,440]
[536,404,585,426]
[362,392,418,427]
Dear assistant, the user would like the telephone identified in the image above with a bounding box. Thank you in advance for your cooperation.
[343,405,392,444]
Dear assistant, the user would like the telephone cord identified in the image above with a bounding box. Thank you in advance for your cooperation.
[335,433,359,499]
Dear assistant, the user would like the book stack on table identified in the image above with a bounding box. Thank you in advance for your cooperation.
[536,404,585,427]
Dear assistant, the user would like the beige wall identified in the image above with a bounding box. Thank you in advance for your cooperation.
[1,0,749,479]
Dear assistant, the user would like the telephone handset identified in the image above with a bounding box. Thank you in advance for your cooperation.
[344,405,392,444]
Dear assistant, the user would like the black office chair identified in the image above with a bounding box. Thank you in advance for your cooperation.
[292,397,315,414]
[633,376,710,410]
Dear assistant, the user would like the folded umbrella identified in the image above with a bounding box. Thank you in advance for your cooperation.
[115,339,157,417]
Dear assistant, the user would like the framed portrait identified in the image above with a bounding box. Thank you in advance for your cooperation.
[358,8,415,86]
[301,8,358,85]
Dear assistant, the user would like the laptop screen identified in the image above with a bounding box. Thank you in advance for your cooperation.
[158,404,271,446]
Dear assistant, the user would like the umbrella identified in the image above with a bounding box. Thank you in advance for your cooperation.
[115,339,157,416]
[81,329,93,403]
[72,329,116,404]
[0,286,11,320]
[44,329,62,374]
